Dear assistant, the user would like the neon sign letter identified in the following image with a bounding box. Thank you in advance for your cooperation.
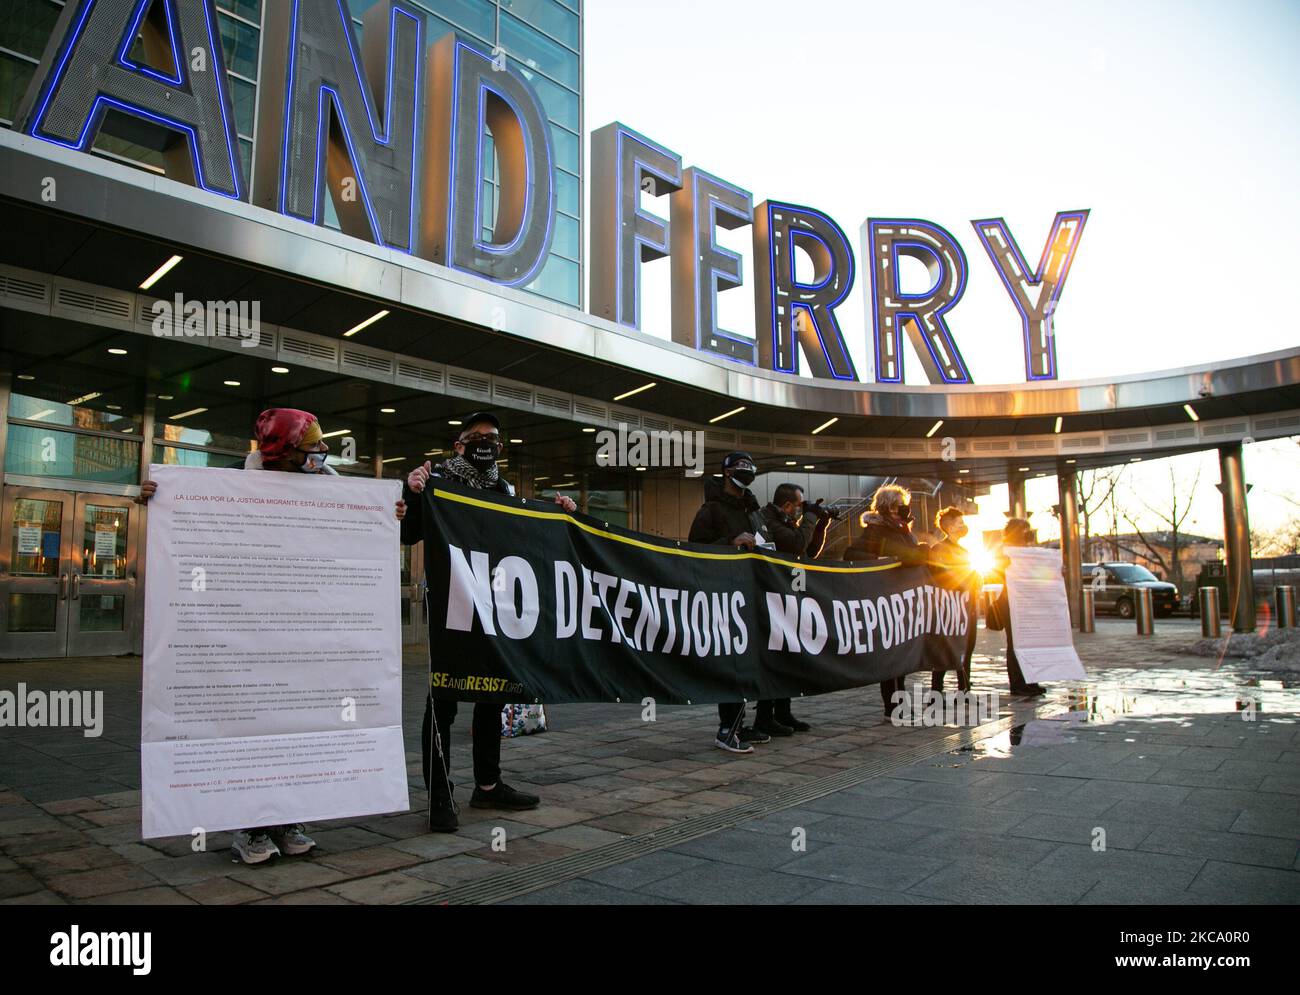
[865,218,972,384]
[753,201,857,380]
[972,211,1089,381]
[589,123,682,329]
[18,0,244,200]
[670,168,754,365]
[422,34,555,286]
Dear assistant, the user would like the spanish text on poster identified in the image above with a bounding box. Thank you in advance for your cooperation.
[141,465,408,839]
[1005,546,1087,682]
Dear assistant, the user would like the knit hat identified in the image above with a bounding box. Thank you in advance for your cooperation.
[254,408,323,463]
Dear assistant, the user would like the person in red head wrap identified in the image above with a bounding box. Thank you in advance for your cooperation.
[249,408,329,472]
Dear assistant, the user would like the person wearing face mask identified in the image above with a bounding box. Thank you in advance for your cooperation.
[929,507,976,693]
[753,483,833,735]
[845,484,930,719]
[402,412,578,832]
[687,452,772,754]
[137,407,407,864]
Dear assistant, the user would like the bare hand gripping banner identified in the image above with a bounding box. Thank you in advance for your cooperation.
[414,481,971,705]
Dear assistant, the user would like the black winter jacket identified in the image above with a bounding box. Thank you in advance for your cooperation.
[845,512,929,566]
[688,477,764,546]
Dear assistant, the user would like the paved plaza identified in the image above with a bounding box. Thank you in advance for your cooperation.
[1,619,1297,905]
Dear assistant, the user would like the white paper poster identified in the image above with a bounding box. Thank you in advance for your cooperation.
[1005,546,1087,682]
[141,464,409,838]
[94,528,117,557]
[17,525,41,555]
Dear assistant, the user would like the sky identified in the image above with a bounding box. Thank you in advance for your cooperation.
[582,0,1300,538]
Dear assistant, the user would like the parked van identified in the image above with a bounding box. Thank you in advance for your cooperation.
[1081,562,1179,618]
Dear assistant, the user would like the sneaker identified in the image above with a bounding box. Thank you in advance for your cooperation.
[428,797,459,833]
[715,727,754,754]
[470,781,540,811]
[270,824,316,856]
[1010,683,1046,697]
[232,830,280,865]
[738,725,771,746]
[753,716,794,737]
[778,714,811,732]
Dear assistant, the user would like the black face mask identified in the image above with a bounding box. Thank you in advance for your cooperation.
[730,469,755,487]
[896,506,913,524]
[465,443,498,470]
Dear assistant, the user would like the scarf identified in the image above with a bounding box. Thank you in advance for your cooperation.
[441,452,499,490]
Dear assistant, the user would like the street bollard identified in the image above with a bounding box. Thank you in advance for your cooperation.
[1199,587,1221,638]
[1079,587,1095,633]
[1135,587,1154,635]
[1277,586,1297,629]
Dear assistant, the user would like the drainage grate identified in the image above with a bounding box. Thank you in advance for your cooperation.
[405,705,1049,906]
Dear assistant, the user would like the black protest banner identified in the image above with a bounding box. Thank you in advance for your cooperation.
[419,481,971,704]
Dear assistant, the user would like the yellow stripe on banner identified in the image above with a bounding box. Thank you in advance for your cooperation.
[432,488,900,574]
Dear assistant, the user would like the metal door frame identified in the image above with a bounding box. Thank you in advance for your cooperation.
[0,485,75,659]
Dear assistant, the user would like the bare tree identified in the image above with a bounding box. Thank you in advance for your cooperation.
[1253,516,1300,557]
[1118,463,1203,591]
[1076,466,1125,560]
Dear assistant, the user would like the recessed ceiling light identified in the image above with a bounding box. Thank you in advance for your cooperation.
[613,382,656,402]
[534,476,549,482]
[27,408,55,421]
[108,347,128,355]
[1130,456,1142,462]
[635,466,647,472]
[1183,404,1199,422]
[17,374,35,381]
[139,254,182,290]
[321,429,351,439]
[224,380,241,387]
[1036,472,1046,477]
[380,407,396,414]
[959,468,970,474]
[106,404,122,411]
[1054,416,1063,433]
[926,419,943,438]
[424,449,443,456]
[509,438,523,444]
[1018,466,1030,472]
[449,419,462,426]
[271,366,290,374]
[709,406,745,424]
[381,456,404,464]
[803,464,814,470]
[812,417,838,435]
[157,394,174,400]
[1066,458,1077,464]
[342,309,390,337]
[66,392,101,405]
[785,460,797,466]
[582,427,596,433]
[169,407,207,420]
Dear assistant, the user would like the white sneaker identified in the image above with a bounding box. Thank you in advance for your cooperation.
[271,824,316,855]
[232,830,280,864]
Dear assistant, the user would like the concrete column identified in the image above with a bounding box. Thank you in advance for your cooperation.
[1057,462,1082,627]
[1218,443,1255,632]
[1007,468,1027,520]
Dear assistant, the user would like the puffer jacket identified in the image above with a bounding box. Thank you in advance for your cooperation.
[688,475,764,546]
[845,512,929,566]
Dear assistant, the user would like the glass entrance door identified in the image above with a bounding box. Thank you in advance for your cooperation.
[400,542,428,646]
[0,487,138,659]
[68,494,137,656]
[0,488,73,659]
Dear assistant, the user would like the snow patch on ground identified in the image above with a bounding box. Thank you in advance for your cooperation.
[1188,628,1300,671]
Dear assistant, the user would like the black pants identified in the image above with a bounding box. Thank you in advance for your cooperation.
[718,702,744,730]
[880,676,906,716]
[1005,627,1030,691]
[755,698,795,723]
[422,697,501,799]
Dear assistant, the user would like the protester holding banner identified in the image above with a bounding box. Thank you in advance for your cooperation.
[402,412,577,832]
[687,452,771,753]
[929,507,977,693]
[989,518,1046,697]
[137,407,408,864]
[845,484,929,717]
[753,483,830,735]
